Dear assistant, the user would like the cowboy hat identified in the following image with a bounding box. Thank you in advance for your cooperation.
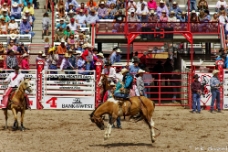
[12,2,18,7]
[22,16,27,20]
[48,48,55,53]
[160,0,164,3]
[42,53,46,57]
[110,82,115,86]
[22,53,29,58]
[10,34,17,40]
[105,61,112,66]
[116,49,122,53]
[97,53,104,58]
[75,50,82,54]
[13,65,20,70]
[193,74,199,79]
[137,69,145,74]
[60,38,65,43]
[83,43,92,48]
[150,10,157,15]
[121,68,129,74]
[69,10,75,14]
[39,51,43,54]
[212,70,219,75]
[64,53,70,57]
[132,59,139,63]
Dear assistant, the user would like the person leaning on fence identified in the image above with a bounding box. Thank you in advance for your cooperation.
[136,69,147,97]
[114,68,133,99]
[210,70,222,113]
[47,47,59,74]
[20,53,29,73]
[6,50,18,69]
[60,53,75,74]
[1,65,30,109]
[68,49,77,74]
[191,74,201,114]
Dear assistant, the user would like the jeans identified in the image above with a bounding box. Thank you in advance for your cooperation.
[144,83,150,98]
[211,89,220,111]
[192,93,201,112]
[190,1,197,11]
[109,116,121,127]
[49,64,57,74]
[20,31,35,37]
[114,92,128,98]
[11,14,21,19]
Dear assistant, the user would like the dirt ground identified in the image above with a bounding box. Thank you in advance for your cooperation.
[0,107,228,152]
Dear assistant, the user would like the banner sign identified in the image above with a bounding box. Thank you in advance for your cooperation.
[43,96,95,110]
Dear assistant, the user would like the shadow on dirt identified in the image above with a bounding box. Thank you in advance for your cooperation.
[91,142,153,147]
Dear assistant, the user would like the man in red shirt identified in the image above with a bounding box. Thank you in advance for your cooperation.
[81,43,95,73]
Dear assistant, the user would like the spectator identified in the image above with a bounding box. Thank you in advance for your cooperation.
[190,10,198,31]
[148,9,158,22]
[11,2,22,19]
[63,26,74,39]
[20,16,35,37]
[210,70,222,113]
[169,1,182,18]
[137,0,147,10]
[41,53,49,70]
[75,9,87,27]
[81,43,95,71]
[12,0,23,8]
[22,0,32,7]
[68,49,77,73]
[215,0,227,12]
[68,18,80,31]
[0,17,8,34]
[1,0,11,7]
[23,2,35,18]
[127,0,137,13]
[97,2,108,19]
[45,0,52,12]
[143,67,153,98]
[1,2,10,15]
[67,3,76,12]
[188,0,197,11]
[107,3,117,19]
[136,3,149,20]
[166,0,174,9]
[36,51,43,62]
[6,50,18,69]
[67,32,76,47]
[168,10,177,22]
[57,0,65,18]
[20,53,29,73]
[44,44,50,55]
[7,40,17,52]
[113,10,126,33]
[56,18,67,29]
[76,3,88,15]
[0,9,10,23]
[8,17,19,34]
[76,52,85,69]
[47,47,59,74]
[42,12,50,38]
[147,0,157,11]
[60,53,74,73]
[55,26,65,42]
[198,0,208,10]
[86,0,97,9]
[110,48,122,64]
[65,0,79,11]
[67,10,77,21]
[17,42,28,54]
[24,10,33,26]
[178,11,188,22]
[159,10,168,24]
[116,0,125,10]
[0,42,6,53]
[156,0,169,18]
[129,59,140,75]
[8,33,19,45]
[57,38,67,54]
[76,33,86,51]
[191,74,201,113]
[211,13,219,22]
[86,9,99,25]
[139,51,147,68]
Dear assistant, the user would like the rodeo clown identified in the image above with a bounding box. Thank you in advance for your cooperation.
[98,61,116,86]
[1,65,30,109]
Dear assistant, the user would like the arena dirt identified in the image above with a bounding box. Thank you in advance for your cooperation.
[0,107,228,152]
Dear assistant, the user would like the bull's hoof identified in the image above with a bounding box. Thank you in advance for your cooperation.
[152,139,156,143]
[12,126,18,131]
[20,127,25,131]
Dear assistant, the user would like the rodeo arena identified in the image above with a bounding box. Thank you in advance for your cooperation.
[1,0,228,151]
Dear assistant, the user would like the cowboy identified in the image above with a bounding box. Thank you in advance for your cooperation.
[1,65,30,109]
[210,70,222,113]
[114,68,133,99]
[191,74,201,113]
[129,58,140,76]
[98,61,116,86]
[136,69,147,97]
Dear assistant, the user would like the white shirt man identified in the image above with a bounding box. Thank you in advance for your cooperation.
[136,0,147,9]
[86,10,99,25]
[75,12,87,27]
[216,0,227,10]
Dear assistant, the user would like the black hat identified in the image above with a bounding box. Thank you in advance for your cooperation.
[13,65,20,70]
[193,74,199,79]
[105,61,112,66]
[132,58,139,63]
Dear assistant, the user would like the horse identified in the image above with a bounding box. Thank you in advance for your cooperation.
[99,75,111,102]
[90,96,159,143]
[3,79,33,131]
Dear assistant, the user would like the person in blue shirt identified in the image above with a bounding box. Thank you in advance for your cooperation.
[110,48,122,64]
[169,2,182,18]
[210,70,222,113]
[56,18,67,29]
[129,58,140,76]
[114,68,133,99]
[22,0,33,7]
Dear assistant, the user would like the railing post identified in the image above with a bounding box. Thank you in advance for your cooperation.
[36,60,45,110]
[51,0,54,46]
[158,73,161,105]
[95,61,102,108]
